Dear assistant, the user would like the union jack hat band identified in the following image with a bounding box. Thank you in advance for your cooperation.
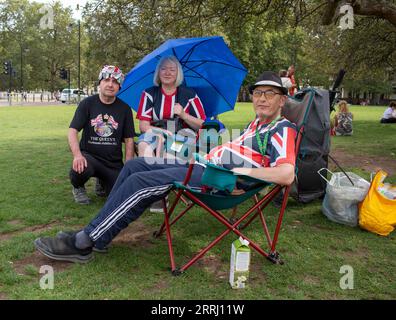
[98,65,125,86]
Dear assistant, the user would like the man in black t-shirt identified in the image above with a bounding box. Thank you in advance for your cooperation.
[68,65,135,204]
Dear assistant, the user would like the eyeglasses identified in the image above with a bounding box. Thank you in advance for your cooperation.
[252,89,280,100]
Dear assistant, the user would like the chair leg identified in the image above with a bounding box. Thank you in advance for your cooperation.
[179,194,192,206]
[270,186,290,253]
[155,189,185,237]
[255,195,273,249]
[176,191,272,273]
[162,187,290,274]
[172,269,183,276]
[155,201,194,238]
[239,185,281,230]
[229,206,238,224]
[267,251,284,265]
[163,197,177,272]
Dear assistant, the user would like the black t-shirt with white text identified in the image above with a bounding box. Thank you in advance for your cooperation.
[69,94,135,168]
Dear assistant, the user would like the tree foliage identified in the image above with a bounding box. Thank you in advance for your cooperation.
[0,0,394,96]
[0,0,84,91]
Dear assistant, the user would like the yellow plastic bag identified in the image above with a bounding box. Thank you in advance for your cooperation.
[358,170,396,236]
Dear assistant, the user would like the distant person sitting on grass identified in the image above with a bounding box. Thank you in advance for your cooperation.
[334,100,353,136]
[68,65,135,205]
[380,101,396,124]
[34,71,297,264]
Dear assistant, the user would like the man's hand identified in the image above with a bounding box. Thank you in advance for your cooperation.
[173,103,186,119]
[73,154,87,174]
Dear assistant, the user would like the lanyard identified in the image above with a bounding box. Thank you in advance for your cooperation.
[255,117,281,158]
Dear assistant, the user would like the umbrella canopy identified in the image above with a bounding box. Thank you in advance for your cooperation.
[117,36,247,118]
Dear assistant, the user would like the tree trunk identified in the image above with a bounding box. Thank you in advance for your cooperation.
[322,0,396,28]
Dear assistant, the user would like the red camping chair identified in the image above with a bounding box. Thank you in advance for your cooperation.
[153,91,313,275]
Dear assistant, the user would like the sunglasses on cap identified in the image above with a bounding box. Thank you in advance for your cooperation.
[99,66,125,85]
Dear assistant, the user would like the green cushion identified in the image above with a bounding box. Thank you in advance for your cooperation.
[201,163,237,193]
[173,182,267,210]
[172,153,272,210]
[192,153,237,192]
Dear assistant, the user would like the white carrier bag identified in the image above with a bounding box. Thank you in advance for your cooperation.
[318,168,370,227]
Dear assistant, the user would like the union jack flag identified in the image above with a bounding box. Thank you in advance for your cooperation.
[91,114,103,127]
[106,115,119,129]
[205,118,296,168]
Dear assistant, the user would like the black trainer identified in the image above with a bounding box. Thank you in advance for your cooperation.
[95,178,107,197]
[272,191,284,208]
[34,234,93,263]
[72,186,90,204]
[57,230,109,253]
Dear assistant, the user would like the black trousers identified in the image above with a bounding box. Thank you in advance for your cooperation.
[380,118,396,123]
[69,152,122,195]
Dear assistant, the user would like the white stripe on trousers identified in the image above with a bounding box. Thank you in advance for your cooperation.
[90,184,173,241]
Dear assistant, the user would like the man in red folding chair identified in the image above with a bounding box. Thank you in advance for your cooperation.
[34,71,297,264]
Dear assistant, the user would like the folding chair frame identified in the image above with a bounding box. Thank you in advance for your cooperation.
[133,134,192,206]
[154,126,304,276]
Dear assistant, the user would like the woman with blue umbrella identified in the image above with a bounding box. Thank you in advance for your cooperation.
[136,56,207,212]
[136,56,206,158]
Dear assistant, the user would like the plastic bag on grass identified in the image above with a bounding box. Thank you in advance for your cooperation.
[318,168,370,227]
[359,170,396,236]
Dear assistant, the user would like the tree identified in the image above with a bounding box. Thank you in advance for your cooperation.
[0,0,86,91]
[0,0,394,97]
[321,0,396,28]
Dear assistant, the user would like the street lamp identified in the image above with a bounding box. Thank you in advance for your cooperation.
[78,18,81,103]
[20,45,29,92]
[76,4,81,103]
[67,4,82,103]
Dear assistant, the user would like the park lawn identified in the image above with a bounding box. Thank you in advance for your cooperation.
[330,105,396,161]
[0,104,395,300]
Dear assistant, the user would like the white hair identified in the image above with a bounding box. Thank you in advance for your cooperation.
[153,56,184,87]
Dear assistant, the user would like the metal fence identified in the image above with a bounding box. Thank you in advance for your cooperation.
[0,91,57,104]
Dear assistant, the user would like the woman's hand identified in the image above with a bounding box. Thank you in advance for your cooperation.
[173,103,186,119]
[159,128,173,136]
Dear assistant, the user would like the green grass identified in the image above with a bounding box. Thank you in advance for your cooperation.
[0,104,395,300]
[330,106,396,159]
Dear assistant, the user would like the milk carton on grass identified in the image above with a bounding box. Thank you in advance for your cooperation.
[229,237,251,289]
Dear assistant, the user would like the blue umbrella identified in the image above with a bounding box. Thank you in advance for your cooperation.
[117,36,247,118]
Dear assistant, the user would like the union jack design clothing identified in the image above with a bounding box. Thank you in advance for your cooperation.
[205,117,297,169]
[136,86,206,130]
